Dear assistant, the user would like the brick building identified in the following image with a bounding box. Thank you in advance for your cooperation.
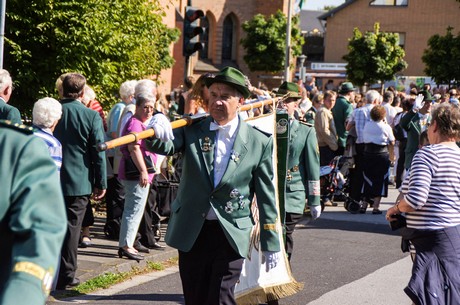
[319,0,460,77]
[158,0,291,95]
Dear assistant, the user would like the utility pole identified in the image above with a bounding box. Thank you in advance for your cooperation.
[298,54,307,82]
[0,0,6,69]
[284,0,292,82]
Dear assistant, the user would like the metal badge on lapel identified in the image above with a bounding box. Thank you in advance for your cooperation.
[202,137,212,152]
[230,150,240,162]
[238,195,245,210]
[225,201,234,214]
[230,189,240,198]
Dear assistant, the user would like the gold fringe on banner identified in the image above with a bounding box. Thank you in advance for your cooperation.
[237,280,304,305]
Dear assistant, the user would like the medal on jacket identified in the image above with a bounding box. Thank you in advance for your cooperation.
[225,201,234,213]
[202,137,212,152]
[230,150,240,162]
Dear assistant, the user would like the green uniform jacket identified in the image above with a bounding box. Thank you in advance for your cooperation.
[400,110,430,170]
[331,96,353,148]
[54,99,107,196]
[0,98,21,125]
[0,121,66,305]
[146,116,280,258]
[285,120,321,214]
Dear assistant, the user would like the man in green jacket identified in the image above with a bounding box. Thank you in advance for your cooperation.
[53,73,107,289]
[0,121,66,305]
[332,82,355,155]
[400,91,432,171]
[0,69,21,124]
[146,67,281,305]
[277,81,321,260]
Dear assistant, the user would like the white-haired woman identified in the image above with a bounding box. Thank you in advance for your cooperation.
[32,97,63,291]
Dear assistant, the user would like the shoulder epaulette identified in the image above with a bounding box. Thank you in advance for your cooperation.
[300,121,314,127]
[251,125,272,137]
[0,120,34,135]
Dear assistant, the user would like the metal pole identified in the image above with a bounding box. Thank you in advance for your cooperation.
[0,0,6,69]
[298,54,307,82]
[284,0,292,82]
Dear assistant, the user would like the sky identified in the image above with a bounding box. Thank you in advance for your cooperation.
[303,0,346,11]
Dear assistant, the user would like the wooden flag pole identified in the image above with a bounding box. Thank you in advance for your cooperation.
[97,97,284,152]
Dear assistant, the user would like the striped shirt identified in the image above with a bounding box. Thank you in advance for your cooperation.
[401,144,460,230]
[33,126,63,172]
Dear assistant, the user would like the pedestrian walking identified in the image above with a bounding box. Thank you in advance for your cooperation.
[146,66,281,305]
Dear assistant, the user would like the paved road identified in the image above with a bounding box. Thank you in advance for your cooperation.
[50,186,414,305]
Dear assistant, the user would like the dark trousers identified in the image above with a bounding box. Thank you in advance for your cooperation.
[178,220,244,305]
[81,201,94,227]
[105,175,125,221]
[349,143,365,202]
[58,195,89,286]
[335,145,345,156]
[285,212,303,261]
[319,146,336,166]
[395,139,407,189]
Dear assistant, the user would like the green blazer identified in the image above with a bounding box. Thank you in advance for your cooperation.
[0,98,21,124]
[331,96,353,148]
[400,110,430,169]
[285,120,321,214]
[0,121,66,305]
[54,99,107,196]
[146,115,280,258]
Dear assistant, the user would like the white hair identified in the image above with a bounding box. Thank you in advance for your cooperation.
[134,79,157,98]
[365,90,380,104]
[119,80,138,100]
[33,97,62,128]
[82,85,96,105]
[0,69,12,91]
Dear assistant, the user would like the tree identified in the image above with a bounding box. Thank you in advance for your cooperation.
[241,10,304,72]
[422,27,460,87]
[5,0,180,114]
[342,23,407,89]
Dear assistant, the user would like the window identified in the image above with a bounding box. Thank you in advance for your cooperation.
[370,0,408,6]
[396,32,406,49]
[222,15,234,60]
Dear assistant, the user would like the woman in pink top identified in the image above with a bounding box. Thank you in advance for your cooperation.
[118,94,157,261]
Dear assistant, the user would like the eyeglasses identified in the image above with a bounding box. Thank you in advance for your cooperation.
[143,106,154,111]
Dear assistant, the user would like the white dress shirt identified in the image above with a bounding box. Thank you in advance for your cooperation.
[206,116,239,220]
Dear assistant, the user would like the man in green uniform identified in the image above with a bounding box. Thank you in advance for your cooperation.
[0,69,21,124]
[400,91,432,171]
[146,67,281,305]
[276,81,321,260]
[0,120,67,305]
[332,82,355,155]
[53,73,107,289]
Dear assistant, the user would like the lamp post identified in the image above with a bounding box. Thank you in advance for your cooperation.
[283,0,292,82]
[298,54,307,82]
[0,0,6,69]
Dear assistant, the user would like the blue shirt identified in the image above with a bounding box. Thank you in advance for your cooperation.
[33,126,62,172]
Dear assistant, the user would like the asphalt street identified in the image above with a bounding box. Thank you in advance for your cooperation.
[50,186,413,305]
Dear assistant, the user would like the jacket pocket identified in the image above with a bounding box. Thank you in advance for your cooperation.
[288,182,305,192]
[234,216,254,229]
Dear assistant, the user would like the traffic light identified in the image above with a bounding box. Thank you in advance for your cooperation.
[183,6,205,57]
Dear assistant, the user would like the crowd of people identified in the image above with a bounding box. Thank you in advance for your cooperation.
[2,65,460,305]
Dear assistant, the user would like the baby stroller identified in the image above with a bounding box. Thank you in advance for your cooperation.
[319,155,353,211]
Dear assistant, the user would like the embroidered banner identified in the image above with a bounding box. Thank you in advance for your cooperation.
[235,112,303,304]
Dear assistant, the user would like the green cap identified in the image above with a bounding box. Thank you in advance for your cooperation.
[275,81,302,99]
[204,67,251,98]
